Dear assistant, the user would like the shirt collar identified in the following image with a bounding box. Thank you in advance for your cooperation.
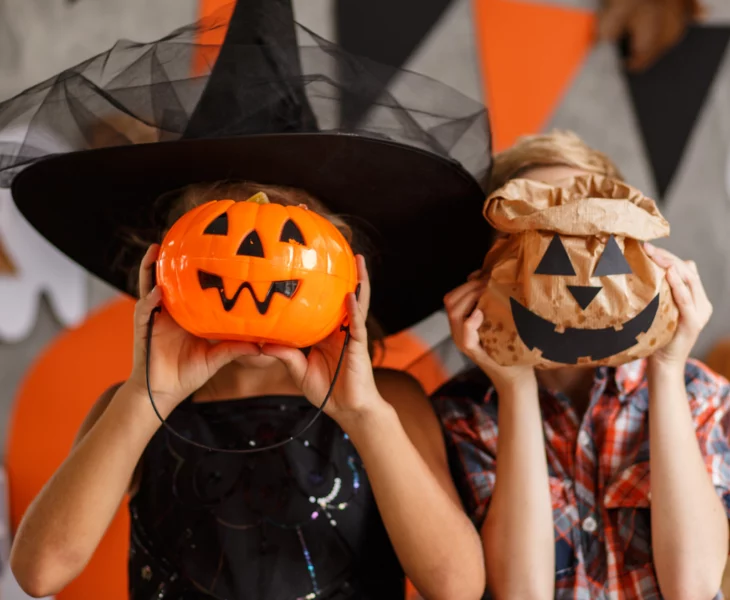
[603,359,647,401]
[537,359,648,413]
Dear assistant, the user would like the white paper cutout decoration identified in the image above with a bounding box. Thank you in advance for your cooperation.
[0,126,88,343]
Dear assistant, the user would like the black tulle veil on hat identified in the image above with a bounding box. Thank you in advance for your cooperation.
[0,0,493,335]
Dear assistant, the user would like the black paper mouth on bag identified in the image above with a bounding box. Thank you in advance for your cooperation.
[510,293,660,365]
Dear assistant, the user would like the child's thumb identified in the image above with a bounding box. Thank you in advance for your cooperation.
[134,286,162,333]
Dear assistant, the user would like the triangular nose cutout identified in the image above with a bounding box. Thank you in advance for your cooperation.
[568,285,601,310]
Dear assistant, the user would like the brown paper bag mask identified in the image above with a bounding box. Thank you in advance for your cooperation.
[477,174,678,368]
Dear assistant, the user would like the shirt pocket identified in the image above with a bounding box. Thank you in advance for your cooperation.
[603,461,652,570]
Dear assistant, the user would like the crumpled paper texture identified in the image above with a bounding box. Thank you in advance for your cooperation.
[477,174,679,368]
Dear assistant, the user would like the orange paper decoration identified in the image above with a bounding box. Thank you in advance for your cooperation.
[473,0,595,151]
[6,297,135,600]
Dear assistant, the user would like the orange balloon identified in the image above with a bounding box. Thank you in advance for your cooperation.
[6,297,135,600]
[158,196,358,346]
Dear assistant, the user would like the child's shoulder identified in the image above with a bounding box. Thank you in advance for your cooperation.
[373,367,423,391]
[677,359,730,437]
[431,367,492,399]
[428,367,496,423]
[683,358,730,399]
[373,367,430,410]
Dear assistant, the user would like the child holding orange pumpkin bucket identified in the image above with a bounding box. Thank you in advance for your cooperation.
[0,3,494,600]
[435,129,730,599]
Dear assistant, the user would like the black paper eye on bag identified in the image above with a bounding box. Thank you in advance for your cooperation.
[535,235,576,276]
[593,235,632,277]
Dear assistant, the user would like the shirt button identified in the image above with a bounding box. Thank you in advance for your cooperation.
[582,516,598,533]
[578,430,591,448]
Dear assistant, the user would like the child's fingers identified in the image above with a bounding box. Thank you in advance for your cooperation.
[138,244,160,298]
[206,341,261,373]
[644,243,680,269]
[134,286,162,332]
[646,245,708,311]
[446,285,483,345]
[260,344,309,386]
[462,309,497,369]
[680,261,713,321]
[354,255,371,317]
[448,284,485,322]
[666,257,707,310]
[462,309,485,355]
[666,266,693,314]
[444,279,484,311]
[346,292,368,344]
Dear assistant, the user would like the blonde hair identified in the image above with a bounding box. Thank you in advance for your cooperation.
[484,129,624,194]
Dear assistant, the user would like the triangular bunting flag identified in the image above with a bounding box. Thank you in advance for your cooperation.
[334,0,456,127]
[624,25,730,198]
[474,0,595,151]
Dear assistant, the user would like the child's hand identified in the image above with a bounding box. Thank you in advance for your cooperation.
[645,243,712,371]
[261,255,382,423]
[445,278,537,394]
[128,244,260,416]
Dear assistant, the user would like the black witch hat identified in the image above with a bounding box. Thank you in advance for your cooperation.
[0,0,492,335]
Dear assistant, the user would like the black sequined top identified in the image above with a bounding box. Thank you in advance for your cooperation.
[128,395,405,599]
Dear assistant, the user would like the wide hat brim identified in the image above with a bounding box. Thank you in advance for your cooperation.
[11,132,491,335]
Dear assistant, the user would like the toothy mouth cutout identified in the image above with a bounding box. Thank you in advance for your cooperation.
[197,270,300,315]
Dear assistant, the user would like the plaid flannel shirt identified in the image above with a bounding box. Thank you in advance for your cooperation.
[431,359,730,599]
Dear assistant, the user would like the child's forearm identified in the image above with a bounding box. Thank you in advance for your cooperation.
[482,379,554,600]
[648,363,729,600]
[10,381,161,597]
[341,400,486,600]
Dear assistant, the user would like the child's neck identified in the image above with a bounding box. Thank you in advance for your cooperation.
[193,360,302,403]
[536,367,596,418]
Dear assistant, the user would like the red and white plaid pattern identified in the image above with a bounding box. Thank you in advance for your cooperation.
[432,359,730,599]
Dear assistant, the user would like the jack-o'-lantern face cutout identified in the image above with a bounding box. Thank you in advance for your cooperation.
[477,175,678,368]
[157,193,357,347]
[510,233,662,365]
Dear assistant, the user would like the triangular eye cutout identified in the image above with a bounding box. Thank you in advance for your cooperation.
[535,234,576,276]
[593,235,632,277]
[237,230,264,258]
[203,212,228,235]
[280,219,305,245]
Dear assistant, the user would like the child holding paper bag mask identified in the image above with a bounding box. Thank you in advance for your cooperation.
[476,172,679,368]
[434,130,730,599]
